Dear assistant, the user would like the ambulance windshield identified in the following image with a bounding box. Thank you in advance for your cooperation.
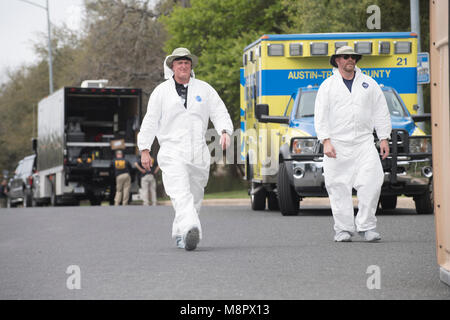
[295,91,317,118]
[294,89,408,119]
[383,90,408,117]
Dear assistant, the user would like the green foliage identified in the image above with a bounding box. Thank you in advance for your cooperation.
[282,0,412,33]
[80,0,167,94]
[0,0,431,176]
[0,0,168,174]
[161,0,287,126]
[0,62,49,174]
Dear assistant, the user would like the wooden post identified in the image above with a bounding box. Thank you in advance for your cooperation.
[430,0,450,286]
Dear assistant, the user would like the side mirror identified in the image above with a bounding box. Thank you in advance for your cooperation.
[260,115,290,124]
[255,104,269,121]
[411,113,431,122]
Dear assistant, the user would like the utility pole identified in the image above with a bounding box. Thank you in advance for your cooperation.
[411,0,424,130]
[17,0,54,94]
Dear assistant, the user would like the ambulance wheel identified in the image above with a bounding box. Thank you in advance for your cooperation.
[277,162,299,216]
[251,183,266,211]
[267,192,279,211]
[414,183,434,215]
[380,195,397,210]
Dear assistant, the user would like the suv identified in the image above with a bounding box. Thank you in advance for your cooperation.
[256,85,433,215]
[7,154,37,208]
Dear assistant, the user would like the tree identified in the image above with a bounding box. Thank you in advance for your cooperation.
[80,0,168,98]
[161,0,287,125]
[0,0,169,173]
[281,0,411,33]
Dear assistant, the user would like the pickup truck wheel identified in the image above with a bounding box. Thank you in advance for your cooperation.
[414,183,434,215]
[277,162,299,216]
[380,195,397,210]
[267,192,279,211]
[251,183,266,211]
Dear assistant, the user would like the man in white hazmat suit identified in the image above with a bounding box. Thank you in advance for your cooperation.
[137,48,233,251]
[314,46,391,242]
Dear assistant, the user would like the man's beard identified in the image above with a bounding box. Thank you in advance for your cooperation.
[344,63,355,73]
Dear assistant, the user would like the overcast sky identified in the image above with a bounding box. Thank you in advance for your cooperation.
[0,0,84,84]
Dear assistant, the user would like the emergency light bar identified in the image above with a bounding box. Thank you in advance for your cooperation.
[394,41,412,54]
[290,43,303,56]
[268,44,284,56]
[334,42,348,51]
[379,41,391,54]
[354,41,372,54]
[310,42,328,55]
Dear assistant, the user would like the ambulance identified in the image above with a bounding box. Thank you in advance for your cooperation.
[240,32,433,215]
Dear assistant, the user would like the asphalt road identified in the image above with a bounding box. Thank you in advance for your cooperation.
[0,200,449,300]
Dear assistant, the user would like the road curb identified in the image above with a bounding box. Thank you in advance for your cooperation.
[155,197,416,208]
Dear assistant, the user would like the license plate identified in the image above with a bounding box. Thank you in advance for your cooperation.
[99,171,109,176]
[74,186,85,193]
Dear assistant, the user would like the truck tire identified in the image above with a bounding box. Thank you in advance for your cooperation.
[251,183,266,211]
[89,197,102,206]
[277,162,299,216]
[380,195,397,210]
[267,192,279,211]
[414,183,434,215]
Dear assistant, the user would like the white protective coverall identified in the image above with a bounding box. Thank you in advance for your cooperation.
[137,65,233,240]
[314,67,391,234]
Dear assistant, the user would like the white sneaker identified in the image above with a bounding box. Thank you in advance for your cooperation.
[359,229,381,242]
[334,231,353,242]
[184,227,200,251]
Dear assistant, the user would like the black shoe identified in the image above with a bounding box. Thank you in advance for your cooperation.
[184,227,200,251]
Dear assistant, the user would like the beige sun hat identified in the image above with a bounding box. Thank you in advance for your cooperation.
[165,47,198,69]
[330,45,362,68]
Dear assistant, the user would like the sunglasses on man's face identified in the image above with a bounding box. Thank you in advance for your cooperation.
[339,54,359,60]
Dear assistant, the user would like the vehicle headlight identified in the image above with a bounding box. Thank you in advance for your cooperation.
[291,138,317,154]
[409,137,432,153]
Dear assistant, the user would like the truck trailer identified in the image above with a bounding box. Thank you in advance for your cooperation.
[33,81,143,206]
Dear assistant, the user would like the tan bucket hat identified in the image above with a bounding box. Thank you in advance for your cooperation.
[165,47,198,69]
[330,45,362,68]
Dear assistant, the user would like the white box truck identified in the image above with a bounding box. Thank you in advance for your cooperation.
[33,81,143,206]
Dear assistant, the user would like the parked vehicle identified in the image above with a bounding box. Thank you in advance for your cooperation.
[7,154,37,208]
[240,32,433,214]
[33,80,143,206]
[257,85,433,215]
